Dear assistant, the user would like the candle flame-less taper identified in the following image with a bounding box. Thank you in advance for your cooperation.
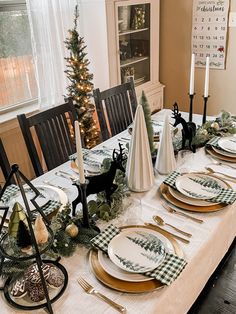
[204,56,210,97]
[189,53,195,95]
[74,121,85,184]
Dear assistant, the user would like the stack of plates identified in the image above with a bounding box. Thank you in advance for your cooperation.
[89,225,183,293]
[206,136,236,163]
[160,173,230,213]
[0,185,68,221]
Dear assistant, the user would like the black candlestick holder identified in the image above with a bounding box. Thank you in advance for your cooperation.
[72,179,100,234]
[0,164,68,313]
[202,95,210,125]
[188,93,195,122]
[78,179,90,228]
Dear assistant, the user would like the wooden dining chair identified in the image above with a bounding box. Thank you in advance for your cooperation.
[93,79,138,141]
[17,99,78,177]
[0,138,15,185]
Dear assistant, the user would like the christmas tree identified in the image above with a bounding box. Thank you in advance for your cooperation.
[64,5,100,148]
[16,220,32,250]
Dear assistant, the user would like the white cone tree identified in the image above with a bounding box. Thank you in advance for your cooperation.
[155,115,176,174]
[126,105,154,192]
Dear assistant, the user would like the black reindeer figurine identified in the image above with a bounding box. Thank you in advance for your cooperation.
[72,143,127,216]
[172,102,196,153]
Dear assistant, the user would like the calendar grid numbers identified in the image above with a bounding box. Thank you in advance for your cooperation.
[191,0,229,69]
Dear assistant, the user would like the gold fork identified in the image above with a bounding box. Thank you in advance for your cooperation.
[77,277,126,313]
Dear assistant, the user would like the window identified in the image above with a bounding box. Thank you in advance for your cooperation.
[0,0,37,114]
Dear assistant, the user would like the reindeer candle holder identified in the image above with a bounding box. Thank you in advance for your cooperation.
[172,103,196,153]
[72,144,127,220]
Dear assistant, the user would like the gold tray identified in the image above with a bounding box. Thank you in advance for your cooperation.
[160,183,229,213]
[206,147,236,163]
[89,224,183,293]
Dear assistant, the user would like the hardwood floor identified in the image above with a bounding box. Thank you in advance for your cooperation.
[189,238,236,314]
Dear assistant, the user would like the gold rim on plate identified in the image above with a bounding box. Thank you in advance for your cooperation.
[206,147,236,163]
[89,224,183,293]
[160,181,230,213]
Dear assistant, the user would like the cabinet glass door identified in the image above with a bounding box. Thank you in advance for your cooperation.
[117,2,150,86]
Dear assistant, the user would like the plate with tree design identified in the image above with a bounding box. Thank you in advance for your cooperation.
[175,173,222,200]
[218,137,236,154]
[107,230,166,273]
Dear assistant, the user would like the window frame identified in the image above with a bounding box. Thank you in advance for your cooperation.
[0,0,38,123]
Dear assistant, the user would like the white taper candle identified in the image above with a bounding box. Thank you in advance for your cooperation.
[189,53,195,95]
[204,56,210,98]
[74,121,85,184]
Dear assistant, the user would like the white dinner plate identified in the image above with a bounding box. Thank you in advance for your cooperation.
[212,146,236,158]
[169,187,219,207]
[2,185,68,219]
[175,173,223,200]
[108,230,166,273]
[218,137,236,154]
[99,227,173,282]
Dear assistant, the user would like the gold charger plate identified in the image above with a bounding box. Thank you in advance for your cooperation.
[160,182,229,213]
[206,147,236,163]
[89,224,183,293]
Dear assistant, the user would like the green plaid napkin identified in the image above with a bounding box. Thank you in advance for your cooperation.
[91,224,187,286]
[32,200,62,219]
[206,136,221,149]
[164,171,236,205]
[0,184,19,203]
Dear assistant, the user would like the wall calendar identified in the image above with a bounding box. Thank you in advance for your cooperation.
[191,0,229,69]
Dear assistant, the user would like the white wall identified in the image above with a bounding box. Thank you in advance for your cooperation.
[78,0,110,91]
[160,0,236,115]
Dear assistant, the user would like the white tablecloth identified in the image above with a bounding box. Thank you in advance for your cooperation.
[1,110,236,314]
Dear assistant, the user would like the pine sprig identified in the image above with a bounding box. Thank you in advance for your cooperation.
[1,260,32,279]
[193,110,236,147]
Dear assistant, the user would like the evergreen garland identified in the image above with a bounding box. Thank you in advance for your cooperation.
[1,260,32,279]
[64,5,99,148]
[173,110,236,152]
[139,91,154,153]
[193,110,236,147]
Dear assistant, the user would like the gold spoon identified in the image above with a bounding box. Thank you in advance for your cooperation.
[153,215,192,238]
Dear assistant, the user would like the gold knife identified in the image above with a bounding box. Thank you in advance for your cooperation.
[144,223,190,244]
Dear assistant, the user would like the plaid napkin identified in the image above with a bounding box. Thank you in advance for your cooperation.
[91,224,187,286]
[164,171,236,205]
[206,136,221,149]
[0,184,19,203]
[32,200,62,219]
[0,184,61,218]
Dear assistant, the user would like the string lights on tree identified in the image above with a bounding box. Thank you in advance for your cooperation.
[64,5,100,148]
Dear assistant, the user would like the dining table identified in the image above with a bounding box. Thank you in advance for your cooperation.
[1,109,236,314]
